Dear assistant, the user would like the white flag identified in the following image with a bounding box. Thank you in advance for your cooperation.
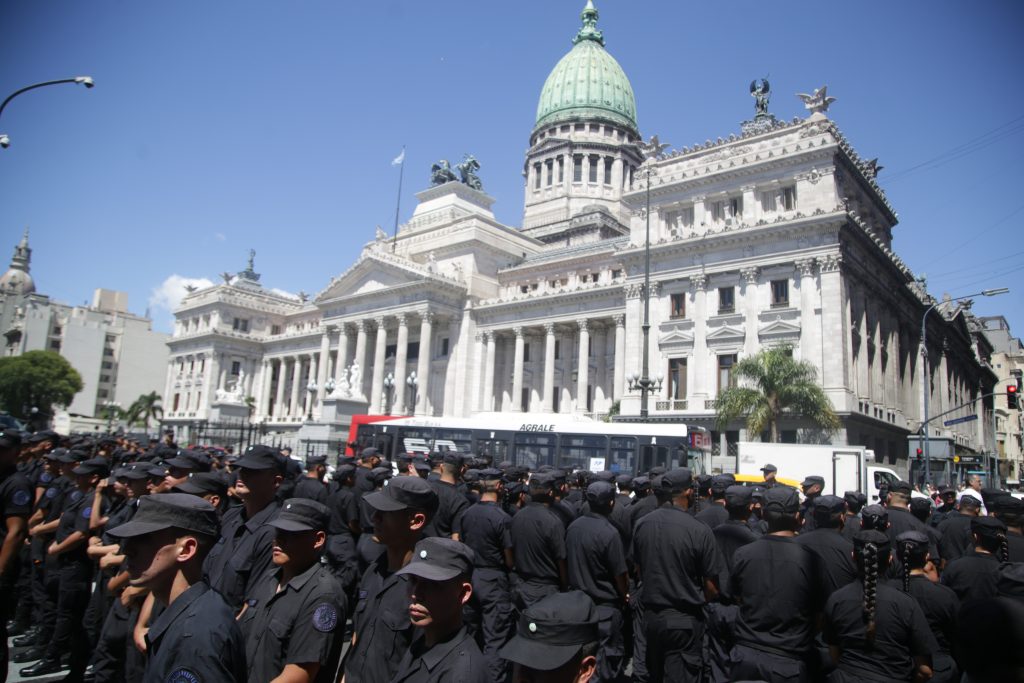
[392,149,405,166]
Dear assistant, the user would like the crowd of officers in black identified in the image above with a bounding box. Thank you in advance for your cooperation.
[2,427,1024,683]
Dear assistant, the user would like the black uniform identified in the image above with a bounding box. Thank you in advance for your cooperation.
[509,501,566,610]
[886,507,938,574]
[0,464,32,681]
[822,582,935,683]
[28,472,69,652]
[728,535,826,681]
[427,479,469,539]
[203,499,280,610]
[941,550,1001,604]
[795,528,857,597]
[239,562,345,683]
[889,575,959,683]
[632,503,722,683]
[695,502,728,530]
[389,627,488,683]
[143,581,247,683]
[292,475,329,504]
[566,512,628,683]
[712,520,757,576]
[458,500,514,683]
[1007,529,1024,562]
[89,498,141,683]
[344,553,415,683]
[936,511,974,564]
[325,484,360,592]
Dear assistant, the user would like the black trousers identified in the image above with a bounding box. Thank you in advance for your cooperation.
[644,608,704,683]
[472,568,514,683]
[12,543,33,627]
[729,643,811,683]
[511,577,558,614]
[630,586,648,683]
[43,559,92,676]
[91,598,131,683]
[594,604,625,683]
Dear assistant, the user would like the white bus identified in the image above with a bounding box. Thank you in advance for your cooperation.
[352,413,712,475]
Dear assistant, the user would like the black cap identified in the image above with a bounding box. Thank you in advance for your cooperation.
[363,476,438,513]
[801,475,825,489]
[615,474,633,489]
[164,449,205,471]
[660,468,693,493]
[971,515,1008,539]
[853,529,891,554]
[763,486,800,513]
[45,447,67,462]
[993,496,1024,515]
[760,463,777,474]
[73,457,111,478]
[889,480,913,495]
[442,452,464,466]
[938,484,956,495]
[333,464,356,481]
[909,497,933,518]
[27,429,58,444]
[107,493,219,539]
[981,488,1010,507]
[710,474,735,495]
[896,530,930,551]
[959,494,982,509]
[369,466,393,486]
[360,447,380,460]
[814,494,846,515]
[589,470,615,484]
[585,481,616,506]
[147,464,169,479]
[174,472,228,497]
[57,448,86,464]
[412,459,431,474]
[530,472,557,490]
[236,444,284,472]
[632,476,650,492]
[843,491,867,509]
[396,537,475,581]
[0,429,22,449]
[860,504,889,529]
[119,462,152,480]
[270,498,330,532]
[499,591,600,671]
[724,485,752,507]
[478,468,503,481]
[306,454,327,468]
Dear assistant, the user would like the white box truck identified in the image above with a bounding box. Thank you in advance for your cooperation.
[735,442,902,504]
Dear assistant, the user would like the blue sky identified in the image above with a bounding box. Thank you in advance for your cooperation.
[2,0,1022,338]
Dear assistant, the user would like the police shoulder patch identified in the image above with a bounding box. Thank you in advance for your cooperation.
[82,506,93,519]
[166,668,201,683]
[312,603,338,633]
[40,472,53,483]
[12,489,31,506]
[70,490,83,502]
[46,487,58,499]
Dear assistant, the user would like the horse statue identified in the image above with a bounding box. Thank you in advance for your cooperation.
[457,154,483,190]
[431,160,458,186]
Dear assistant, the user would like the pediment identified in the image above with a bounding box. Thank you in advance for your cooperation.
[706,325,745,343]
[758,318,801,341]
[658,329,694,351]
[315,252,462,303]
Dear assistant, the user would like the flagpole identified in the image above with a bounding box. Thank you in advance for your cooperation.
[391,145,405,254]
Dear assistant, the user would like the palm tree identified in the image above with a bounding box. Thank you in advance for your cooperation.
[714,345,840,442]
[129,391,164,430]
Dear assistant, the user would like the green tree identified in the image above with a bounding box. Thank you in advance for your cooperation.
[714,346,840,443]
[127,391,163,430]
[0,351,84,420]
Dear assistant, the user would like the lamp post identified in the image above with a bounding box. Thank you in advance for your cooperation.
[920,287,1009,485]
[103,401,120,434]
[0,77,95,149]
[634,143,664,419]
[324,377,336,397]
[383,372,396,415]
[305,380,317,421]
[406,371,419,415]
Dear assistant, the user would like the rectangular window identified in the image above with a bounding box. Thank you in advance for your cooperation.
[760,191,776,212]
[441,338,450,356]
[545,160,553,187]
[588,155,599,183]
[718,354,738,394]
[521,387,531,412]
[670,293,686,319]
[232,318,250,332]
[50,340,61,351]
[729,196,743,218]
[271,324,281,335]
[52,326,61,335]
[520,285,529,294]
[554,340,561,360]
[102,361,113,370]
[173,393,180,411]
[103,347,114,356]
[100,374,110,383]
[98,389,109,399]
[557,158,564,183]
[573,155,583,182]
[719,286,735,313]
[611,269,622,279]
[668,358,687,399]
[524,343,531,363]
[680,206,694,228]
[710,201,725,222]
[771,279,790,307]
[603,158,613,185]
[230,361,241,375]
[105,335,116,344]
[534,163,542,189]
[782,186,797,211]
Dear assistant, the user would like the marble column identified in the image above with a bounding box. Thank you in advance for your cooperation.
[289,355,303,419]
[273,359,287,419]
[483,331,496,412]
[393,314,409,413]
[577,319,590,412]
[370,318,388,412]
[206,353,220,401]
[741,267,760,357]
[795,259,818,369]
[416,312,433,416]
[334,326,350,387]
[691,273,709,401]
[316,326,332,403]
[543,323,556,412]
[305,356,318,417]
[353,321,368,397]
[512,327,525,412]
[594,325,608,410]
[613,314,625,399]
[258,359,272,419]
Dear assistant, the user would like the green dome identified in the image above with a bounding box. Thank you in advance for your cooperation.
[534,2,638,135]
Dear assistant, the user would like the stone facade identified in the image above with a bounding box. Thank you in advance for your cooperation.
[163,3,998,479]
[981,316,1023,484]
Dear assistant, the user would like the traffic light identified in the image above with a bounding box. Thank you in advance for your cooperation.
[915,447,923,461]
[1009,384,1020,410]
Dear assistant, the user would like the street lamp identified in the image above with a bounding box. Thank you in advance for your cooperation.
[406,371,419,414]
[920,286,1009,485]
[0,77,95,148]
[383,373,396,415]
[633,139,666,419]
[305,380,317,421]
[324,377,336,397]
[103,400,120,434]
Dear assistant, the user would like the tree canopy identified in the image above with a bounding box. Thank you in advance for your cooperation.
[0,351,84,420]
[714,346,840,442]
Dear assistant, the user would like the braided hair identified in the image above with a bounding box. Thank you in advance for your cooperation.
[997,532,1010,563]
[895,531,929,593]
[853,530,891,650]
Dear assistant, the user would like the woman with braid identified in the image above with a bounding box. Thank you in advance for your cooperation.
[893,531,960,683]
[941,515,1010,604]
[822,530,935,682]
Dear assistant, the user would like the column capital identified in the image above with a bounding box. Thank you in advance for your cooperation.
[577,318,589,332]
[544,322,556,335]
[691,272,708,291]
[373,316,386,329]
[794,258,816,278]
[817,253,843,273]
[740,266,760,285]
[613,313,625,328]
[513,326,524,339]
[354,320,367,333]
[420,310,435,325]
[483,330,494,343]
[395,312,408,327]
[474,332,483,343]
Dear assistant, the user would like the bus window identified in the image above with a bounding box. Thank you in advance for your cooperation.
[609,437,637,474]
[373,433,395,460]
[435,429,474,454]
[514,433,556,470]
[476,439,509,463]
[397,428,434,456]
[559,434,607,472]
[639,445,670,474]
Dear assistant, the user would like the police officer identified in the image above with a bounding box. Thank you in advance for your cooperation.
[174,470,229,513]
[344,475,439,683]
[498,590,600,683]
[840,490,866,542]
[941,515,1009,604]
[110,492,246,682]
[883,480,938,577]
[0,429,32,683]
[203,444,283,611]
[711,485,758,579]
[631,468,722,683]
[695,474,733,530]
[325,463,361,596]
[292,454,329,503]
[390,537,488,683]
[936,493,980,567]
[795,495,857,597]
[566,481,628,683]
[426,452,470,540]
[929,486,958,528]
[760,463,778,488]
[458,468,514,683]
[798,475,824,531]
[893,531,960,683]
[239,498,345,683]
[991,495,1024,561]
[509,472,568,611]
[728,486,826,681]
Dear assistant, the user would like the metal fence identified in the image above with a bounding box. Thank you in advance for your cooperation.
[298,438,345,462]
[163,419,263,453]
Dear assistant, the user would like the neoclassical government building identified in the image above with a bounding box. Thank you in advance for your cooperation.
[164,2,997,472]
